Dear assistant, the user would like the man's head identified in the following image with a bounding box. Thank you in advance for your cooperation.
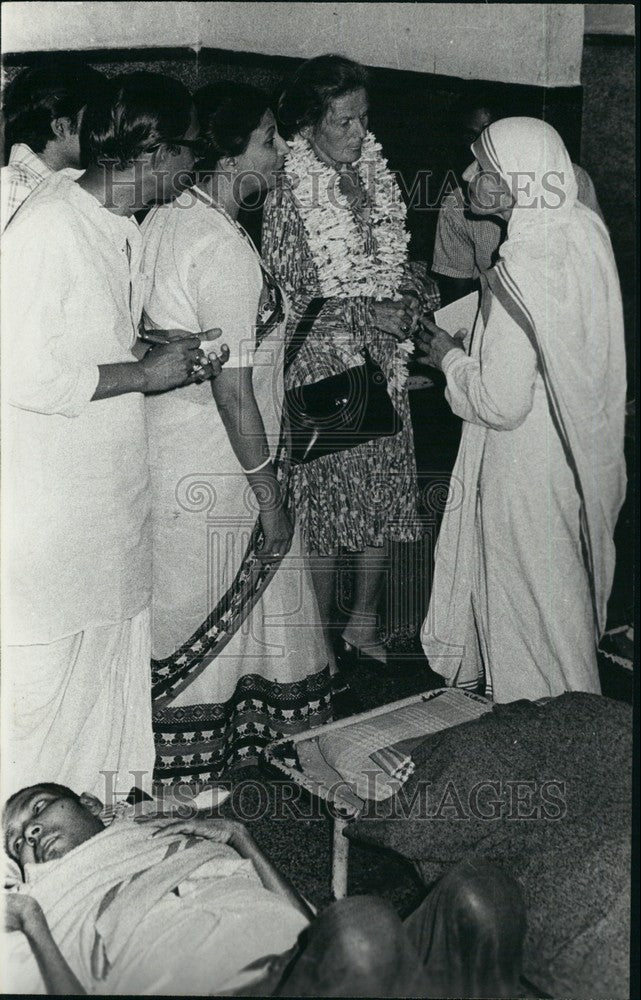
[449,88,507,162]
[81,71,200,205]
[3,782,104,870]
[3,62,105,169]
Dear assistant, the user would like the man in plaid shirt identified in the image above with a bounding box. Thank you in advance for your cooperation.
[1,62,103,231]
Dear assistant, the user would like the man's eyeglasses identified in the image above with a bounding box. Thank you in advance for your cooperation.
[148,138,208,159]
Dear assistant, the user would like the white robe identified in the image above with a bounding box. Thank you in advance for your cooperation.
[422,118,626,703]
[423,302,599,701]
[1,172,154,795]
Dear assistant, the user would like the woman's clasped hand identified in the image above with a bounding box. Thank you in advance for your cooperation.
[370,291,421,340]
[139,327,230,389]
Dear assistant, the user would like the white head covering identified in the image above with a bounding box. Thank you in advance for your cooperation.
[473,117,626,634]
[476,115,578,241]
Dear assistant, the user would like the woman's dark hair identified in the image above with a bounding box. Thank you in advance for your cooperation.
[82,71,192,170]
[3,62,105,155]
[194,82,271,173]
[277,54,369,135]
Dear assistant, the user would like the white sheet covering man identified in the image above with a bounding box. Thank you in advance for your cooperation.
[1,72,218,800]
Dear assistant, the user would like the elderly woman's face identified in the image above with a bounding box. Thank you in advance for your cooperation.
[308,88,369,165]
[463,155,514,220]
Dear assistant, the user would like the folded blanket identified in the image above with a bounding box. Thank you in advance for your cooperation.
[347,692,632,999]
[369,745,415,783]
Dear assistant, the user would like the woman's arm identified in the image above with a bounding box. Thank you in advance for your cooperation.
[5,894,86,995]
[211,368,293,561]
[401,260,442,313]
[186,227,292,559]
[416,299,538,430]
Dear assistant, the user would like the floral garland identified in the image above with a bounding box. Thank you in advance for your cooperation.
[285,132,414,393]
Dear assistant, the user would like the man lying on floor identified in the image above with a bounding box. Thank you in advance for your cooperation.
[3,782,525,997]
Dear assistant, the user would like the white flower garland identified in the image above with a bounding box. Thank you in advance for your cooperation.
[285,132,414,393]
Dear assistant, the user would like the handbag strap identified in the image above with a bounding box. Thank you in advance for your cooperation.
[284,296,327,371]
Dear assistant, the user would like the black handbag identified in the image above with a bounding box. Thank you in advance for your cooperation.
[284,298,403,465]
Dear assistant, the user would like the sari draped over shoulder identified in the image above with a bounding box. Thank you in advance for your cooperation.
[141,194,332,785]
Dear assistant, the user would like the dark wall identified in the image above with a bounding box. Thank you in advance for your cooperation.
[2,47,583,262]
[581,35,636,354]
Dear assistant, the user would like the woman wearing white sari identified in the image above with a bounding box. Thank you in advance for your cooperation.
[419,118,626,702]
[141,84,332,785]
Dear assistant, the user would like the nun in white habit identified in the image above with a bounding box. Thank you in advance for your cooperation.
[418,117,626,702]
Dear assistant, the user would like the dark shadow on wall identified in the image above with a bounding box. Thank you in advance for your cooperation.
[581,35,636,354]
[580,33,637,631]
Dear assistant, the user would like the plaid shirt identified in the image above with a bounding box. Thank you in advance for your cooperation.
[432,185,504,280]
[1,143,54,232]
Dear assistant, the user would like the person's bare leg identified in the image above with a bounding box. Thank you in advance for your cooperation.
[275,895,426,998]
[309,553,339,665]
[404,859,526,999]
[342,543,389,664]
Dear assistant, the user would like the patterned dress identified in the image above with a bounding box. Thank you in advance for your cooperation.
[262,178,440,556]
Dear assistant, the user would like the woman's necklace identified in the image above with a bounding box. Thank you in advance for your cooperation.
[283,134,413,394]
[338,164,371,219]
[191,185,258,254]
[191,185,283,332]
[284,132,409,299]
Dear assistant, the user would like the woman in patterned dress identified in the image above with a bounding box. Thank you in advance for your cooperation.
[262,55,439,668]
[141,84,333,787]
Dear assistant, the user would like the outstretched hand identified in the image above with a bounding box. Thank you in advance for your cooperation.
[415,318,467,372]
[139,327,230,387]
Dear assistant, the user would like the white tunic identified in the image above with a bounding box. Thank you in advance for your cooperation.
[1,173,151,645]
